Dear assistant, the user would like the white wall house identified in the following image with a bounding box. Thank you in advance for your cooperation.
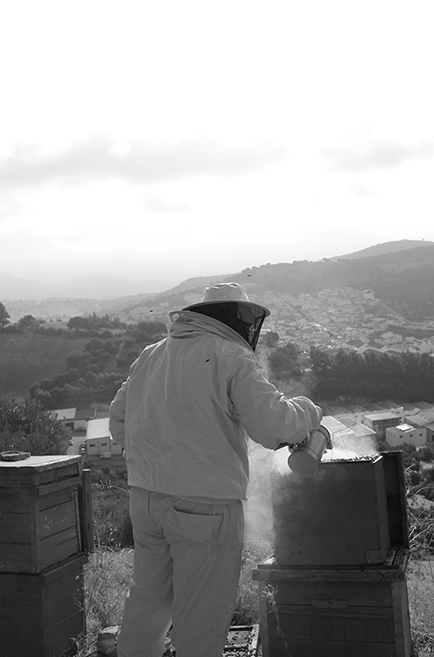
[362,412,402,440]
[84,418,123,457]
[406,415,434,446]
[385,423,427,448]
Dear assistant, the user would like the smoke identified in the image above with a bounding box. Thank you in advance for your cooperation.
[243,420,380,567]
[244,442,275,545]
[272,445,293,476]
[323,429,378,461]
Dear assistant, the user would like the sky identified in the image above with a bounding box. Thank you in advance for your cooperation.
[1,0,434,288]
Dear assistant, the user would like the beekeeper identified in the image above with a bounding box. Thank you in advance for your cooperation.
[109,282,323,657]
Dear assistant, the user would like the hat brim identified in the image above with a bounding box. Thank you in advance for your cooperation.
[183,299,271,318]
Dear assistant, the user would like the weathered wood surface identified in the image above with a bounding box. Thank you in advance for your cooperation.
[0,455,82,488]
[381,451,409,549]
[256,559,411,657]
[271,455,391,566]
[267,636,403,657]
[253,547,409,582]
[0,555,86,657]
[0,460,83,573]
[78,468,94,553]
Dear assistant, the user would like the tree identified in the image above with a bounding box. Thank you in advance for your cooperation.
[262,330,279,348]
[0,397,70,454]
[17,314,38,330]
[67,316,90,332]
[0,302,10,331]
[268,342,302,380]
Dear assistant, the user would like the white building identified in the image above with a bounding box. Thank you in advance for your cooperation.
[84,418,123,457]
[362,412,402,440]
[385,423,426,448]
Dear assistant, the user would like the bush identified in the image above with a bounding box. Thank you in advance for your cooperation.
[0,397,70,454]
[83,548,133,633]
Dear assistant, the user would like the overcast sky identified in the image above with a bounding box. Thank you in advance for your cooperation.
[1,0,434,286]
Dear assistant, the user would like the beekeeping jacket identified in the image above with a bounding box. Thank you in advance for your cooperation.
[109,310,322,500]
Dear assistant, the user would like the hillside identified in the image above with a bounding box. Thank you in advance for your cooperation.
[0,333,88,399]
[104,243,434,322]
[4,240,434,323]
[0,271,56,299]
[331,239,434,260]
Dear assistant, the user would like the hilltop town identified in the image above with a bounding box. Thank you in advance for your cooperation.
[105,285,434,358]
[4,240,434,359]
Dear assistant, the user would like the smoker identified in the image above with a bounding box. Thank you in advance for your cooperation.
[253,451,412,657]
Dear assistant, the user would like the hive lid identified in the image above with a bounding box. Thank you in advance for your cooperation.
[0,455,82,487]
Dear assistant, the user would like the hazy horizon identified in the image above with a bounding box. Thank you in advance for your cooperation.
[1,229,434,297]
[2,231,434,303]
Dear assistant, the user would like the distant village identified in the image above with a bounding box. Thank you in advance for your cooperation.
[246,287,434,357]
[9,283,434,459]
[6,285,434,357]
[100,286,434,357]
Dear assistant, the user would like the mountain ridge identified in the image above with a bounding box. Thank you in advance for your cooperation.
[3,239,434,322]
[330,239,434,260]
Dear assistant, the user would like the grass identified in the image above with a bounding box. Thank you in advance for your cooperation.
[407,559,434,656]
[74,537,271,656]
[406,494,434,657]
[74,543,434,657]
[75,545,434,657]
[75,548,132,657]
[73,463,434,656]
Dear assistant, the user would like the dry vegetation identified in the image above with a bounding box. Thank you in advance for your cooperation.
[73,462,434,656]
[74,546,434,656]
[407,559,434,656]
[74,537,272,657]
[406,497,434,656]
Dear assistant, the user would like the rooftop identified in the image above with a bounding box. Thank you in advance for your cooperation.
[86,417,111,440]
[54,408,76,421]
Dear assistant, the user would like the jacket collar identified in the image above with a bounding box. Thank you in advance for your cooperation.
[168,310,252,351]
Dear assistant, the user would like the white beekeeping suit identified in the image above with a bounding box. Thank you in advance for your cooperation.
[109,282,322,657]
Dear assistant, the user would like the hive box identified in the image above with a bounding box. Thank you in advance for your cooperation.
[253,549,411,657]
[0,554,86,657]
[271,455,390,566]
[0,455,82,573]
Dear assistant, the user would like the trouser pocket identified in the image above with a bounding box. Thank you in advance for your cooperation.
[166,507,222,543]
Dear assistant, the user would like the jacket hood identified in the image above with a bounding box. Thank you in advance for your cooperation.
[168,310,253,351]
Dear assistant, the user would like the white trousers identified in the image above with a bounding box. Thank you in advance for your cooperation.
[117,488,244,657]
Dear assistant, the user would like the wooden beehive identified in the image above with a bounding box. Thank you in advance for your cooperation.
[0,455,82,573]
[0,554,86,657]
[253,548,411,657]
[271,455,391,566]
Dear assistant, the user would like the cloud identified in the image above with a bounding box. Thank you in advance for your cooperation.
[144,193,190,213]
[349,182,377,198]
[0,135,288,190]
[322,137,434,172]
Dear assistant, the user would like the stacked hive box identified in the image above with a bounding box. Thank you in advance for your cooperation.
[0,455,92,657]
[253,452,412,657]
